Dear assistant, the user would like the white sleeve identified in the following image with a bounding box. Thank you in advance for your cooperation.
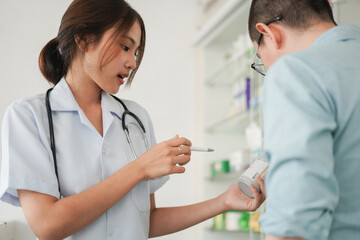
[0,101,60,207]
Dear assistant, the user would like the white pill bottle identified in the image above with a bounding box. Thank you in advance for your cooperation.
[237,159,268,198]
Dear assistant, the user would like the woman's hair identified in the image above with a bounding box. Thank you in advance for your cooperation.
[248,0,336,43]
[39,0,145,86]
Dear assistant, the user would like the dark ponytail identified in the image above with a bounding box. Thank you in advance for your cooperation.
[39,38,65,85]
[38,0,146,87]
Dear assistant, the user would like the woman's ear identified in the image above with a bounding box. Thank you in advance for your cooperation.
[256,23,283,50]
[74,34,87,53]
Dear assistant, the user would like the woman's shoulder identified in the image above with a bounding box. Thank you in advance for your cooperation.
[5,93,47,117]
[123,99,151,116]
[117,98,153,124]
[103,92,151,120]
[121,99,145,111]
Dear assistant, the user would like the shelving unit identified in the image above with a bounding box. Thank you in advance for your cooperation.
[207,229,263,240]
[194,0,264,240]
[205,110,259,134]
[204,50,252,87]
[207,171,245,182]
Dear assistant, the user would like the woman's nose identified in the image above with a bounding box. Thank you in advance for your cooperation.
[126,55,136,70]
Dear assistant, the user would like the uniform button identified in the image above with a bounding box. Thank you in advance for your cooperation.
[109,230,113,236]
[102,148,107,155]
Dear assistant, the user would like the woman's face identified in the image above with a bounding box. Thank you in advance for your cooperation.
[83,21,141,94]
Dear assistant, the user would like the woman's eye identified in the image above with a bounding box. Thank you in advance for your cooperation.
[123,46,129,51]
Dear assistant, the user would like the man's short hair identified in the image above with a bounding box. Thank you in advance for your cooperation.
[248,0,336,43]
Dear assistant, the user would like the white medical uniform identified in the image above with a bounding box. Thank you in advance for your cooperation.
[0,78,169,239]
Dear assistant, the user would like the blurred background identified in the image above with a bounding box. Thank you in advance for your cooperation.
[0,0,359,239]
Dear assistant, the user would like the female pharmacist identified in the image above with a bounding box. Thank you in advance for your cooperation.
[0,0,266,239]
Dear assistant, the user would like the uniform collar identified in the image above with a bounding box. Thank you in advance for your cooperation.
[101,91,125,120]
[311,24,360,48]
[49,78,80,112]
[49,77,126,119]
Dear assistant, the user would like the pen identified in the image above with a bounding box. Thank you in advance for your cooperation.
[190,147,215,152]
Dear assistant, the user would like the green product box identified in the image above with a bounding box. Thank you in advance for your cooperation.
[221,160,230,173]
[211,160,230,177]
[213,213,225,230]
[238,211,250,231]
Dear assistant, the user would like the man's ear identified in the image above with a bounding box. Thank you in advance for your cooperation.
[256,23,283,50]
[74,34,87,53]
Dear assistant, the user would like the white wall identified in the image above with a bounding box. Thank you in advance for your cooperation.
[123,1,200,240]
[0,0,199,240]
[333,0,360,25]
[0,2,72,239]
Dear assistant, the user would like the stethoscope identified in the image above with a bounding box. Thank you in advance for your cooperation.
[46,88,149,196]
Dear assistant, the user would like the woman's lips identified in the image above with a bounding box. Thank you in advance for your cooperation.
[117,75,124,84]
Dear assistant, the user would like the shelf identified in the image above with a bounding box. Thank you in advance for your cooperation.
[208,228,251,233]
[193,0,249,47]
[205,109,259,134]
[207,171,243,182]
[208,228,261,234]
[196,1,262,240]
[204,50,253,88]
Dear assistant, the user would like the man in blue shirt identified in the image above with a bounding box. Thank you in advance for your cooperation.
[247,0,360,239]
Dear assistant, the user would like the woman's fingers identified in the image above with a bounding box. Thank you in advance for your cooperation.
[249,184,260,200]
[173,145,191,156]
[140,136,193,178]
[172,165,186,174]
[167,137,192,147]
[255,176,266,198]
[248,184,262,211]
[173,154,191,166]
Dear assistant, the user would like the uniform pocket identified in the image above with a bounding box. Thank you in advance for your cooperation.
[125,149,150,213]
[130,179,150,213]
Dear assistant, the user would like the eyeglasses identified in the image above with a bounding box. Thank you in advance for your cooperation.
[251,16,282,76]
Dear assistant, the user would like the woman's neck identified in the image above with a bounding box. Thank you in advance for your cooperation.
[65,59,102,111]
[65,58,104,136]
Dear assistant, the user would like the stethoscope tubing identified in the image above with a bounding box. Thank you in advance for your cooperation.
[46,88,61,195]
[45,88,149,198]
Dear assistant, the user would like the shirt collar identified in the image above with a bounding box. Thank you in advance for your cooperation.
[49,78,80,112]
[50,78,125,119]
[311,24,360,48]
[101,91,125,120]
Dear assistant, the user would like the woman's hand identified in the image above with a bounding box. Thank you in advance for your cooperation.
[148,176,266,237]
[135,135,192,179]
[220,177,266,212]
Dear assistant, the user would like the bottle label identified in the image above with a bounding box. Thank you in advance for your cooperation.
[242,159,268,180]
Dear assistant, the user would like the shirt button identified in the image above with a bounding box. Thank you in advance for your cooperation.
[102,148,107,155]
[109,230,113,236]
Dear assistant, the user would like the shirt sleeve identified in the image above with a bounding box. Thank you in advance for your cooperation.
[141,107,169,194]
[0,100,60,207]
[260,55,339,240]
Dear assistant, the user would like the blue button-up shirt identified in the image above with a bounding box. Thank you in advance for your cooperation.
[260,24,360,240]
[0,78,169,239]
